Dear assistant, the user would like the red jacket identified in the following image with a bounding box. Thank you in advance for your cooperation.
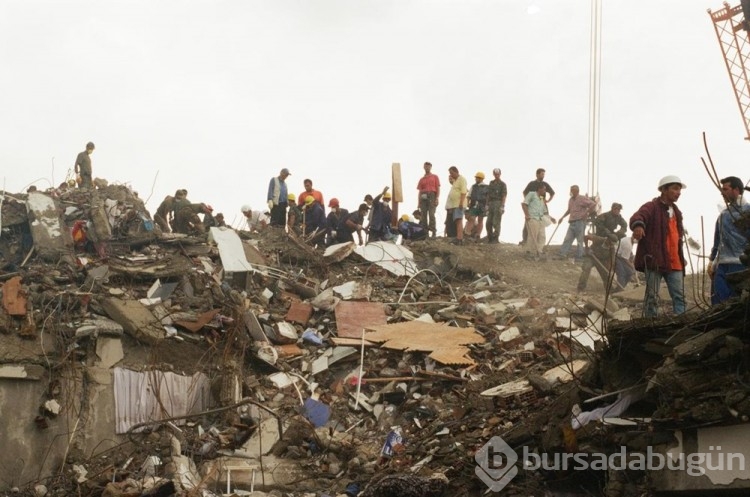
[629,197,685,273]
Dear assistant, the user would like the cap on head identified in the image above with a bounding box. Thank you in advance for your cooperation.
[657,175,686,190]
[401,214,409,222]
[359,202,370,212]
[304,196,315,205]
[204,204,213,212]
[241,204,252,213]
[493,168,501,175]
[383,192,392,200]
[280,167,291,176]
[475,172,485,180]
[328,198,339,208]
[287,193,296,202]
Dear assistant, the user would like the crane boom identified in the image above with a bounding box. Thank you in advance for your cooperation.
[708,1,750,140]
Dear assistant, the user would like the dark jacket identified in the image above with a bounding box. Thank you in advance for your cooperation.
[630,197,685,273]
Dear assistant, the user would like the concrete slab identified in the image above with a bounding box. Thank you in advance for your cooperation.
[75,316,124,338]
[100,297,166,344]
[25,192,74,262]
[95,337,124,368]
[0,364,45,380]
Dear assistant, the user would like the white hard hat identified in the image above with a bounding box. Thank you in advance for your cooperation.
[657,175,686,190]
[241,204,252,213]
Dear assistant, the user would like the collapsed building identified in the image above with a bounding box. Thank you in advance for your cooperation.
[0,182,749,497]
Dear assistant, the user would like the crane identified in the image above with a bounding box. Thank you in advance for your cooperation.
[708,1,750,140]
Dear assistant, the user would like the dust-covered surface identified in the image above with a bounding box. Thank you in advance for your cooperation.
[1,183,749,497]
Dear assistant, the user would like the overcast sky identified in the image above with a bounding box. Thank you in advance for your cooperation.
[1,0,747,262]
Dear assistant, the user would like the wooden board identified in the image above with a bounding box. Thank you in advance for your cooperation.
[285,301,313,325]
[391,162,403,203]
[334,301,387,338]
[363,321,485,365]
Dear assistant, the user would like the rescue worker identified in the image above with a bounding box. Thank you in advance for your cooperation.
[74,141,95,189]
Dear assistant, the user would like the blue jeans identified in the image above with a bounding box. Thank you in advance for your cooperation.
[711,263,745,305]
[644,268,685,317]
[559,220,586,258]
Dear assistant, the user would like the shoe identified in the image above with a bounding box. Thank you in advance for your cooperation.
[450,239,464,246]
[488,239,499,244]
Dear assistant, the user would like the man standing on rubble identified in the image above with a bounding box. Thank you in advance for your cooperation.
[267,168,290,227]
[520,168,555,245]
[287,193,302,234]
[416,161,440,238]
[464,172,489,241]
[485,168,507,244]
[298,178,325,213]
[556,185,597,261]
[630,175,687,317]
[522,183,553,261]
[708,176,750,304]
[74,141,95,189]
[446,166,468,245]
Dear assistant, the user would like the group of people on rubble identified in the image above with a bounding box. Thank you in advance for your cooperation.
[68,141,750,317]
[517,168,750,317]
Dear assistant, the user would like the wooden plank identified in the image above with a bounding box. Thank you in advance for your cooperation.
[2,276,27,316]
[391,162,403,203]
[285,301,313,325]
[334,301,387,338]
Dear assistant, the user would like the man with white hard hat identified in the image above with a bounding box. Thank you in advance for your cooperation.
[629,175,687,317]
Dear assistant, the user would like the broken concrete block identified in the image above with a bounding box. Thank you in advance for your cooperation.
[0,364,45,380]
[95,337,124,368]
[26,192,74,262]
[100,297,166,344]
[333,281,372,300]
[542,360,589,385]
[498,327,520,342]
[75,316,124,338]
[323,241,356,263]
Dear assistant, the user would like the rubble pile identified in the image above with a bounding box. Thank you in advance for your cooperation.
[0,184,749,497]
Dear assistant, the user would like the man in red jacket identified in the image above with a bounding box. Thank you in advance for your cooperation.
[630,175,687,318]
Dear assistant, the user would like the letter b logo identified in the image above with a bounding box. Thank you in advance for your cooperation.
[475,436,519,492]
